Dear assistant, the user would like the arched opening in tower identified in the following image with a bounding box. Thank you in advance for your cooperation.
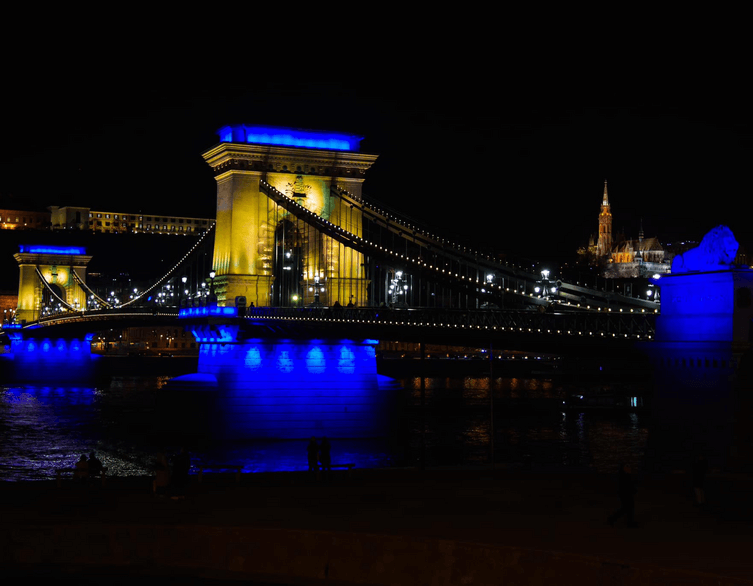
[272,218,304,307]
[41,282,67,315]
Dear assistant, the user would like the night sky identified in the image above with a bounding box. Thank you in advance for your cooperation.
[2,81,751,265]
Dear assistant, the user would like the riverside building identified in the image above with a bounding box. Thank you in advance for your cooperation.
[49,206,214,235]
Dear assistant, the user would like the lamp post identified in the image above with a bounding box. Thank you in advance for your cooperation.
[308,275,325,306]
[181,275,187,307]
[389,271,409,307]
[208,270,216,305]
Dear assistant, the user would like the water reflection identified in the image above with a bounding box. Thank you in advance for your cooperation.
[0,374,650,481]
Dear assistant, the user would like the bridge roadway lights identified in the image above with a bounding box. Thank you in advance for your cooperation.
[170,309,388,440]
[0,328,97,383]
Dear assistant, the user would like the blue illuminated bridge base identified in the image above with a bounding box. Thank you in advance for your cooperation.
[1,331,97,383]
[167,336,390,440]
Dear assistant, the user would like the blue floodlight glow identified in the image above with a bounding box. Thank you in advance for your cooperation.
[18,245,87,255]
[179,306,238,318]
[4,336,97,382]
[193,339,389,439]
[218,125,362,152]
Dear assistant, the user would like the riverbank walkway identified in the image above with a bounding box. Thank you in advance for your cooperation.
[2,466,752,584]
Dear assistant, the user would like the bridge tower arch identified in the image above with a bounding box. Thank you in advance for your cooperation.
[202,125,379,308]
[13,245,92,323]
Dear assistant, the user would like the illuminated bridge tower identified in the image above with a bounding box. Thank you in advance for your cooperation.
[13,245,92,323]
[202,126,379,308]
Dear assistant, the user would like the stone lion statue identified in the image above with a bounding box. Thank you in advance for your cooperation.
[671,225,739,273]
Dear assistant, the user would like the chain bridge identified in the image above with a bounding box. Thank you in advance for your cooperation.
[3,125,752,470]
[7,124,657,341]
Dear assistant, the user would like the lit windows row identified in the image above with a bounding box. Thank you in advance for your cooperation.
[89,212,209,225]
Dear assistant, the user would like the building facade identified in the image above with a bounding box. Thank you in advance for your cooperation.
[0,208,50,230]
[49,206,214,235]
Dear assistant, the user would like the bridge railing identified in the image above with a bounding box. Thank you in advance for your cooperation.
[244,306,655,339]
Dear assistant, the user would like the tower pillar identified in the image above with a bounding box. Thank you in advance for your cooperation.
[203,126,378,308]
[13,245,92,323]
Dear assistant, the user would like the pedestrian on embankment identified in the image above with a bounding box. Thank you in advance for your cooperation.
[607,463,638,528]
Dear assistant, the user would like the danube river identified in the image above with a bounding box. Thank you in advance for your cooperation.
[0,360,650,481]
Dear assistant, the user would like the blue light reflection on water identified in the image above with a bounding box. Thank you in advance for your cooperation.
[0,374,650,481]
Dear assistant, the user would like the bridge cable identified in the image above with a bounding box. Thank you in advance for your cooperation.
[70,270,114,309]
[115,222,216,309]
[34,267,78,313]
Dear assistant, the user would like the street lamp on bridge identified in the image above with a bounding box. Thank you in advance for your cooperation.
[390,271,409,307]
[309,275,325,306]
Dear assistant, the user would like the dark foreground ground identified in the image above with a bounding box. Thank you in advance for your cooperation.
[1,466,752,585]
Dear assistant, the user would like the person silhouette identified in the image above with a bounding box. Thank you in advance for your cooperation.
[692,454,708,507]
[74,454,89,483]
[172,447,191,497]
[307,437,319,473]
[88,452,102,477]
[319,437,331,480]
[608,463,638,527]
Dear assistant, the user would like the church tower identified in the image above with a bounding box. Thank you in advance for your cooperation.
[596,180,612,258]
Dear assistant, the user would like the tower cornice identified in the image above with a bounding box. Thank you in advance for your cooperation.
[203,143,379,179]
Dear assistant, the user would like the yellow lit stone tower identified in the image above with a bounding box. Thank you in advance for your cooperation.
[202,126,379,307]
[13,245,92,323]
[596,180,612,258]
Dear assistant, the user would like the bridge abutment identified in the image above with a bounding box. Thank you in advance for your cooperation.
[642,256,753,471]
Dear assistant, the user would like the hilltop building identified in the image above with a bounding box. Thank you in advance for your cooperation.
[0,208,50,230]
[580,181,670,278]
[49,206,214,235]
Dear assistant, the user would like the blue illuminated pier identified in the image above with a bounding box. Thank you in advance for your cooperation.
[4,332,97,383]
[170,311,389,439]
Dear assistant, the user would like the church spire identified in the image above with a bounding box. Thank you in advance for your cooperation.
[596,180,613,258]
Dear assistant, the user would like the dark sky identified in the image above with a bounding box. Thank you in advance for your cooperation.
[2,80,751,264]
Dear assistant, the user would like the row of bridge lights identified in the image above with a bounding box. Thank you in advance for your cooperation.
[336,186,539,273]
[269,181,660,314]
[335,186,663,309]
[114,224,216,309]
[244,312,652,340]
[267,181,534,301]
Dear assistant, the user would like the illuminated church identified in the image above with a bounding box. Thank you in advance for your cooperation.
[581,181,670,277]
